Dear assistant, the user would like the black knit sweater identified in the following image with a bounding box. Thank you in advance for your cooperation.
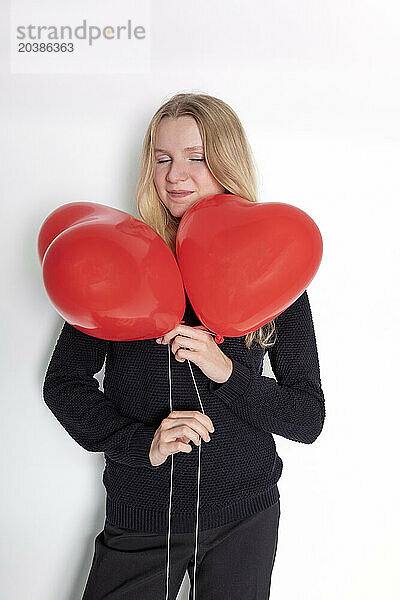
[42,289,325,534]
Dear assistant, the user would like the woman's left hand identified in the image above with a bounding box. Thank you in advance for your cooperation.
[156,324,233,384]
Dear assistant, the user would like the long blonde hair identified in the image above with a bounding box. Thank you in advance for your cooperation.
[136,92,276,350]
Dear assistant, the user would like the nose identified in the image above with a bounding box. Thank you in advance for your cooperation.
[166,160,189,183]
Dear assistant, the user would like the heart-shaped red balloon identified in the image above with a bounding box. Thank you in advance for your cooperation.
[176,194,323,337]
[38,202,185,341]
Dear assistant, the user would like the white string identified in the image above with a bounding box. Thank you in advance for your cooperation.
[165,342,174,600]
[164,344,205,600]
[186,357,205,600]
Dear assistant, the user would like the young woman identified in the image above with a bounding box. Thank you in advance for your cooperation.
[43,92,325,599]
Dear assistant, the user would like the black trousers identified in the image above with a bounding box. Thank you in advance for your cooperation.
[82,500,280,600]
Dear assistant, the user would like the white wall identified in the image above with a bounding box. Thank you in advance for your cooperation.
[1,1,399,598]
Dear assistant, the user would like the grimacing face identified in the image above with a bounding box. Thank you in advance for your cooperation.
[153,116,226,219]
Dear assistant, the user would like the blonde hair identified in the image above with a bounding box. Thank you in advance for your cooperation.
[136,92,276,350]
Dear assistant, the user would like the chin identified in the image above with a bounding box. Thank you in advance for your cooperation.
[162,197,196,219]
[170,205,190,218]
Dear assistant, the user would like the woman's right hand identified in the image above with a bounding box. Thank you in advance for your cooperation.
[149,410,215,467]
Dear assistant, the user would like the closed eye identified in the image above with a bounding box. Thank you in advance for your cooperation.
[157,159,204,164]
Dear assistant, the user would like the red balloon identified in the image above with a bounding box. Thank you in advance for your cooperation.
[176,194,323,338]
[38,202,185,341]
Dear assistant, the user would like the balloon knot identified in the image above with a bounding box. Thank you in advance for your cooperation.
[215,334,224,344]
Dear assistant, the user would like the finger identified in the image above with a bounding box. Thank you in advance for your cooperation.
[193,325,214,335]
[173,348,189,362]
[171,335,201,354]
[176,435,196,445]
[162,324,207,345]
[168,411,214,431]
[167,411,215,434]
[161,440,193,456]
[158,329,179,344]
[166,422,208,444]
[175,430,201,446]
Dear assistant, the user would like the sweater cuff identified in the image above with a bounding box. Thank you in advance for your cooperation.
[128,424,161,469]
[208,357,253,403]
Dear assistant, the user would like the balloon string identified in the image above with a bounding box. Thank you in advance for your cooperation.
[164,344,205,600]
[165,343,174,600]
[186,357,206,600]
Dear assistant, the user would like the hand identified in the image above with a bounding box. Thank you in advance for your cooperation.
[156,324,233,384]
[149,410,215,467]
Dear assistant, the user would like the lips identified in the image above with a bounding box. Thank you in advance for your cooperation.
[168,191,193,198]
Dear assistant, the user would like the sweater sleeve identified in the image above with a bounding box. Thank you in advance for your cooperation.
[42,321,161,469]
[208,290,326,444]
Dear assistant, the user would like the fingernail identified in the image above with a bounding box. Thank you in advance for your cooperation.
[211,427,215,433]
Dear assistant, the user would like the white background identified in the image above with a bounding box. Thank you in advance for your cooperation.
[1,0,399,598]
